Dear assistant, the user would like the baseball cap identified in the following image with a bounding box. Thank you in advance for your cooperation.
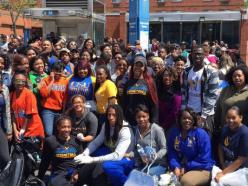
[134,56,147,66]
[59,48,70,55]
[221,47,227,52]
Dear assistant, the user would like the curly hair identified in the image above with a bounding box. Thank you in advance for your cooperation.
[0,53,11,71]
[29,55,47,72]
[156,66,179,97]
[225,65,248,86]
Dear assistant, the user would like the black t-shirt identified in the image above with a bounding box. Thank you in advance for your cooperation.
[69,109,98,138]
[38,135,83,179]
[123,78,158,125]
[221,125,248,167]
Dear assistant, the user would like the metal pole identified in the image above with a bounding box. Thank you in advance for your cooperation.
[161,21,163,42]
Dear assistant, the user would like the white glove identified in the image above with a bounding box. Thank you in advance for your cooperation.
[77,133,85,142]
[74,155,94,164]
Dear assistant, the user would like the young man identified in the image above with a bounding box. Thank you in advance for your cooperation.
[181,47,219,133]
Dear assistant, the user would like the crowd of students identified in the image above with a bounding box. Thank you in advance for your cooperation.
[0,33,248,186]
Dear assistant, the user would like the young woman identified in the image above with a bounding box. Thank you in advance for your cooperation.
[168,108,214,186]
[73,104,135,186]
[156,66,182,134]
[40,40,58,73]
[29,56,48,96]
[25,47,38,61]
[11,71,44,140]
[38,62,68,136]
[94,65,117,124]
[65,95,98,148]
[123,55,158,126]
[133,104,167,177]
[215,106,248,184]
[174,55,186,87]
[38,116,83,186]
[66,60,96,111]
[111,57,128,83]
[215,65,248,131]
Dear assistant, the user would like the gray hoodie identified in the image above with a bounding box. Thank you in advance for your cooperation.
[134,123,167,167]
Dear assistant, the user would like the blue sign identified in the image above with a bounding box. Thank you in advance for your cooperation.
[128,0,149,50]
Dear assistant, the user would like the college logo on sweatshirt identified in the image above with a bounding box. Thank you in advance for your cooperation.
[127,83,148,96]
[55,146,77,159]
[51,84,66,92]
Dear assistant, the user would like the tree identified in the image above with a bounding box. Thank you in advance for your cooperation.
[0,0,36,36]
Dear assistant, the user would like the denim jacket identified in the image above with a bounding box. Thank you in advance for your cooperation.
[181,65,219,118]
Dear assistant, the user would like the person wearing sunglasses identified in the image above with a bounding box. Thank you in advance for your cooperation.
[38,62,69,136]
[11,70,44,142]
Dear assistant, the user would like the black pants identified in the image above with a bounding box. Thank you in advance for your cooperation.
[0,127,10,170]
[76,163,108,186]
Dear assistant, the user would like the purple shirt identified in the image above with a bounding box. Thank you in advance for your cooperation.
[159,93,182,130]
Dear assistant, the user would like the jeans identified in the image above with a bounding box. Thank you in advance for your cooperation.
[103,158,135,186]
[87,146,135,186]
[148,165,166,177]
[41,108,61,136]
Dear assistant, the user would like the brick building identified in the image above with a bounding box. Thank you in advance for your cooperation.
[0,0,43,37]
[105,0,248,63]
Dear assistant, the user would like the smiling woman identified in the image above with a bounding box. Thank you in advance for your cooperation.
[38,115,83,186]
[215,65,248,131]
[215,106,248,185]
[168,108,214,186]
[66,59,96,110]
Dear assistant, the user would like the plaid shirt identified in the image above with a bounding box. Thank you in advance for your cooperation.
[181,65,220,118]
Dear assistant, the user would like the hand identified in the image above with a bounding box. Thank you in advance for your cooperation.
[77,133,84,142]
[14,130,21,143]
[37,81,46,89]
[70,171,79,184]
[174,168,181,177]
[74,155,94,164]
[215,172,224,183]
[50,72,55,81]
[19,129,25,137]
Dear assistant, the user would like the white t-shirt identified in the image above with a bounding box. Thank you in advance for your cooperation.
[187,68,204,113]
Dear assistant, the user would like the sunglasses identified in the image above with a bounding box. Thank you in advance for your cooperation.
[14,79,26,84]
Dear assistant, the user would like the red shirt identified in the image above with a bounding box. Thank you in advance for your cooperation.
[11,88,44,137]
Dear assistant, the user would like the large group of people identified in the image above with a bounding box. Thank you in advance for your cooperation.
[0,33,248,186]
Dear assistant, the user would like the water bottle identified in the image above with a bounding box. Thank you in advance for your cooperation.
[137,144,147,163]
[170,172,181,186]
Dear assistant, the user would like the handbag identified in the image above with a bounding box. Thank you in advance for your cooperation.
[124,162,157,186]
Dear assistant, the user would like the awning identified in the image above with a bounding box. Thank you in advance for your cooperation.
[125,11,242,22]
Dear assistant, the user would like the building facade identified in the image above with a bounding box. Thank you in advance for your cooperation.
[105,0,248,63]
[29,0,105,45]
